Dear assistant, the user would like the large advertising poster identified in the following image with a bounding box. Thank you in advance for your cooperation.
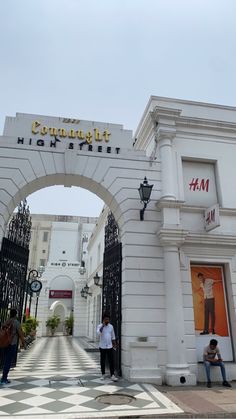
[190,265,233,361]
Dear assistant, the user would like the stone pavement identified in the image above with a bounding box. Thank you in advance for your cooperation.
[0,336,182,418]
[1,336,236,418]
[156,382,236,418]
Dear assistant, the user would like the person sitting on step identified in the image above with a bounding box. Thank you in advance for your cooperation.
[203,339,231,388]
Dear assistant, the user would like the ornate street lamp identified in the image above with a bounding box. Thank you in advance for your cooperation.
[80,288,87,299]
[79,260,86,275]
[93,272,103,288]
[84,284,92,296]
[138,177,153,221]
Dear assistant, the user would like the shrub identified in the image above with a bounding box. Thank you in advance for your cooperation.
[64,314,73,335]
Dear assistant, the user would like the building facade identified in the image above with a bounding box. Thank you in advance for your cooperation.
[134,96,236,384]
[1,98,236,385]
[28,214,97,337]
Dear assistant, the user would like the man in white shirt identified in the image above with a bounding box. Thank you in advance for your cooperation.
[198,272,218,335]
[96,313,118,381]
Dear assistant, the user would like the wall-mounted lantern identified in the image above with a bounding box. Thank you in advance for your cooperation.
[93,272,103,288]
[80,288,87,299]
[138,177,153,221]
[83,284,92,296]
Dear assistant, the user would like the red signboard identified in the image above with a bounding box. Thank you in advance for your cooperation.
[49,290,72,299]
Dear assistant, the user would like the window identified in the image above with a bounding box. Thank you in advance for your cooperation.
[39,259,46,266]
[42,250,46,254]
[43,231,49,242]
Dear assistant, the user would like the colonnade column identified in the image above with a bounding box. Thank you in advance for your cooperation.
[159,231,196,385]
[158,134,176,200]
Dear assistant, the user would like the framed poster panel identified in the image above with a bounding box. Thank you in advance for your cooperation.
[182,161,218,207]
[190,265,233,361]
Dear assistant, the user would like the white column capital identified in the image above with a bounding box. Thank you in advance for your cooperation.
[151,105,182,125]
[158,228,188,247]
[157,128,176,144]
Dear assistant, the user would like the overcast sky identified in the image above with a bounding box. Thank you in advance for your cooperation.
[1,0,236,216]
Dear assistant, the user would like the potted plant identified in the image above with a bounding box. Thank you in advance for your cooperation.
[64,314,73,335]
[21,316,39,348]
[22,316,39,337]
[46,315,60,336]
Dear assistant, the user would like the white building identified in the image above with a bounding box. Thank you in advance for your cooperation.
[30,215,97,337]
[1,97,236,385]
[28,214,97,272]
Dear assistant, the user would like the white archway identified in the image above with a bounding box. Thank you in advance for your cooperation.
[49,301,67,333]
[0,112,162,383]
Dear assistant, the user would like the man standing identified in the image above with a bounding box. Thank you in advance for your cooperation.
[203,339,231,388]
[97,313,118,381]
[198,272,219,335]
[0,309,25,384]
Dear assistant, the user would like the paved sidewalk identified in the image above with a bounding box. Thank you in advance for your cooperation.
[155,382,236,418]
[1,336,236,418]
[0,336,181,418]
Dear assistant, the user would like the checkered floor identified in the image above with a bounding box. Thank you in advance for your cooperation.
[0,336,182,418]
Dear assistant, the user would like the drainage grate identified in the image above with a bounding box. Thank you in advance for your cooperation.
[48,376,83,386]
[96,393,135,405]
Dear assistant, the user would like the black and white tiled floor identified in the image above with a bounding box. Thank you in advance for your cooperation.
[0,336,182,418]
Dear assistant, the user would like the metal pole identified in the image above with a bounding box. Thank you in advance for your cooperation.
[28,291,32,316]
[35,294,39,319]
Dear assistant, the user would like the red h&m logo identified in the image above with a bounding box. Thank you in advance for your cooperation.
[189,178,209,192]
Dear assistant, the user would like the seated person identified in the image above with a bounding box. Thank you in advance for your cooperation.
[203,339,231,388]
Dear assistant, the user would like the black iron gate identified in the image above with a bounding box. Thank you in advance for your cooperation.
[0,200,31,368]
[102,212,122,376]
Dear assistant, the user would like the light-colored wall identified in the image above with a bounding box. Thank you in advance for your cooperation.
[49,222,80,262]
[26,215,97,338]
[3,102,236,384]
[28,214,97,271]
[134,96,236,383]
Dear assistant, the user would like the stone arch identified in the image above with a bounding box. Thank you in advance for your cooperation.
[0,173,121,238]
[49,300,67,333]
[0,120,161,382]
[0,142,156,241]
[49,275,74,290]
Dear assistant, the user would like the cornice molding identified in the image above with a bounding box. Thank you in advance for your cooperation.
[151,106,182,122]
[181,205,236,216]
[177,115,236,134]
[135,105,236,151]
[158,228,189,246]
[185,232,236,247]
[157,200,185,210]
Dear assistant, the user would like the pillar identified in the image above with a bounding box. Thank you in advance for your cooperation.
[159,135,176,200]
[159,231,196,386]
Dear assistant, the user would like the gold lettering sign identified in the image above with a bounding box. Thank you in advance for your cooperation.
[31,121,111,143]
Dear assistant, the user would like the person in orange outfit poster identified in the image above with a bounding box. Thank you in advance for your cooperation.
[191,266,229,337]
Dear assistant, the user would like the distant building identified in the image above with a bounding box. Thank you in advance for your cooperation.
[28,213,100,337]
[28,214,98,273]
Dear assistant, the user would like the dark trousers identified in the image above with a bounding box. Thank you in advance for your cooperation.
[1,344,17,380]
[204,298,215,331]
[99,348,114,376]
